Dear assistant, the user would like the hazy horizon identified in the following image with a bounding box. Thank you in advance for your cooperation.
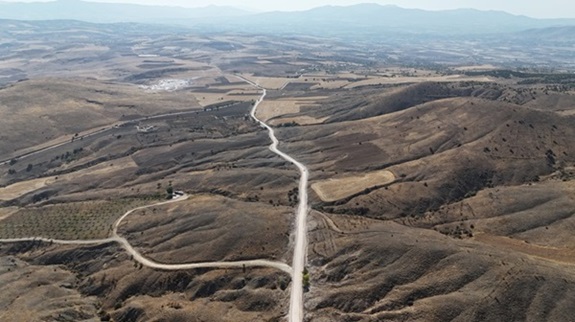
[0,0,574,19]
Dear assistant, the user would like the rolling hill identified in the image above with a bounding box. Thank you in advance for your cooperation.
[274,81,575,321]
[1,15,575,322]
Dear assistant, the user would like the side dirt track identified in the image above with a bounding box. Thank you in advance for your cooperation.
[0,194,292,274]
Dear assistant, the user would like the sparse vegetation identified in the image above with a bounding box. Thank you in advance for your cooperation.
[277,121,300,127]
[302,267,311,291]
[0,198,154,240]
[0,13,574,322]
[166,185,174,199]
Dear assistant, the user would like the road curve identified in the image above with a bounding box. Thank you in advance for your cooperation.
[240,76,309,322]
[0,194,292,275]
[113,231,292,273]
[111,195,292,274]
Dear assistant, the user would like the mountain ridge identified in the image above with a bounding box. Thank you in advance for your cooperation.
[241,3,574,35]
[0,1,574,35]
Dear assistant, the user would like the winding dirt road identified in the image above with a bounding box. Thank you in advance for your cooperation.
[110,195,292,273]
[242,76,309,322]
[0,194,292,274]
[0,76,309,321]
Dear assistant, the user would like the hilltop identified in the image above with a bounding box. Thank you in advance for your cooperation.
[272,80,575,321]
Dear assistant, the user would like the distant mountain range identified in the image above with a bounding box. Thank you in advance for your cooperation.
[0,0,574,36]
[239,4,575,35]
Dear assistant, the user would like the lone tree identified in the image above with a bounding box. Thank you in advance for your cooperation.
[302,267,311,292]
[166,185,174,199]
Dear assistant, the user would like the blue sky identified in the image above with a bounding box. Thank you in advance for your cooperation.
[2,0,574,18]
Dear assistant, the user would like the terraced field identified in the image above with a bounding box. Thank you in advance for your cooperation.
[0,198,157,240]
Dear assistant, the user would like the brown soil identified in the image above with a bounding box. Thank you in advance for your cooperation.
[118,195,292,263]
[2,22,575,322]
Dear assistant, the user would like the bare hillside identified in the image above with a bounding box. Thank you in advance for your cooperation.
[275,81,575,321]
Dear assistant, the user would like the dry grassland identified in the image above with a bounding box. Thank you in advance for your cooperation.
[227,92,261,101]
[191,92,232,106]
[118,292,283,322]
[0,157,138,201]
[119,194,292,263]
[0,207,18,221]
[311,170,396,202]
[12,48,213,80]
[255,60,274,64]
[269,116,329,126]
[306,70,493,90]
[256,97,326,121]
[255,101,301,121]
[255,55,292,61]
[223,75,244,83]
[0,78,202,156]
[0,258,99,322]
[190,79,262,106]
[190,91,258,106]
[311,80,350,89]
[558,110,575,116]
[8,122,112,160]
[59,156,138,179]
[0,58,27,69]
[241,74,291,89]
[207,84,254,91]
[474,233,575,265]
[344,75,493,88]
[328,73,370,79]
[0,178,53,201]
